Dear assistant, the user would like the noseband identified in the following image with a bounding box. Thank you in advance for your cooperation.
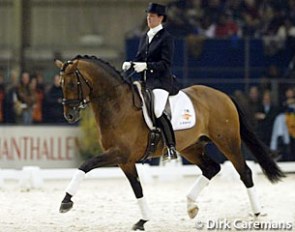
[60,61,92,110]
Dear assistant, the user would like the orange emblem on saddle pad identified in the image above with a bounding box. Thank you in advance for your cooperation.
[182,110,192,120]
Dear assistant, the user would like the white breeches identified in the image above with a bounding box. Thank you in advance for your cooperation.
[152,89,169,118]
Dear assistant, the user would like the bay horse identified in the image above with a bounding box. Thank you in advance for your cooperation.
[55,55,284,231]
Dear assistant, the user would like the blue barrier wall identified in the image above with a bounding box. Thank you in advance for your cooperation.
[126,37,294,94]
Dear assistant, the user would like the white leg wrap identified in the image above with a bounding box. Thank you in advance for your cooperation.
[137,197,151,221]
[187,175,210,201]
[247,186,261,215]
[65,169,85,196]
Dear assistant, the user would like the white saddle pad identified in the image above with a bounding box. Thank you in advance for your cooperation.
[133,82,196,131]
[169,91,196,130]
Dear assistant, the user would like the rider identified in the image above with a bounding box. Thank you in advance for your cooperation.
[122,2,178,160]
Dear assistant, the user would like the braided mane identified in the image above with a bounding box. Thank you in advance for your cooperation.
[72,55,130,84]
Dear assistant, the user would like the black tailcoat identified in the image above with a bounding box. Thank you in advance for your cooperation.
[134,28,174,93]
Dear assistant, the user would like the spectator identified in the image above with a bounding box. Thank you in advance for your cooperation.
[280,87,295,113]
[256,90,280,147]
[278,18,295,50]
[277,18,295,39]
[4,71,18,123]
[35,72,46,92]
[32,72,45,123]
[166,0,198,37]
[14,72,35,125]
[30,77,44,124]
[263,8,286,54]
[241,14,261,37]
[199,15,216,38]
[282,87,295,160]
[247,85,263,128]
[44,74,67,124]
[241,0,260,20]
[214,11,240,38]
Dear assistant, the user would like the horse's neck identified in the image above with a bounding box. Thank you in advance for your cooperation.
[83,61,124,100]
[90,86,133,143]
[87,66,133,134]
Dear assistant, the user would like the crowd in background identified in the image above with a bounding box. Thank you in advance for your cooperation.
[128,0,295,54]
[0,71,67,125]
[233,85,295,161]
[166,0,295,40]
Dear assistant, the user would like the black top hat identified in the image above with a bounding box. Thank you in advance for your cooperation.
[145,3,166,16]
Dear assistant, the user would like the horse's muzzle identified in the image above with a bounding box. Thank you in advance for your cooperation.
[64,109,80,123]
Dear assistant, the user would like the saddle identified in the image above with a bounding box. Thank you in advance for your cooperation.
[142,87,172,127]
[133,81,196,161]
[133,82,162,161]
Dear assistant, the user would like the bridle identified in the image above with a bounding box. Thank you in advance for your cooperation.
[59,59,141,114]
[59,61,92,111]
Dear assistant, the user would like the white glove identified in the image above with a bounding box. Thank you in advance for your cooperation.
[122,61,132,71]
[133,62,147,73]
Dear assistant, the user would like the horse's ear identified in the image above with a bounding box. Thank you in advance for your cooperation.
[54,59,64,69]
[66,60,79,74]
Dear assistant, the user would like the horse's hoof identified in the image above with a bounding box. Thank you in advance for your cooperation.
[187,198,199,219]
[59,201,74,213]
[132,219,148,231]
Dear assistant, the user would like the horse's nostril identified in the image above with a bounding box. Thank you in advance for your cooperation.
[67,114,73,120]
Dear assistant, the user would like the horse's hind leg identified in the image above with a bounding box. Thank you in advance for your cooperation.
[120,163,151,231]
[214,138,262,216]
[233,161,261,216]
[240,163,262,216]
[181,142,221,219]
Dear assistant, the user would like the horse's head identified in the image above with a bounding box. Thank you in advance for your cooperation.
[55,59,92,123]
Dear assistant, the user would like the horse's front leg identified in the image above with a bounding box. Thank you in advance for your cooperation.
[120,163,151,231]
[59,148,125,213]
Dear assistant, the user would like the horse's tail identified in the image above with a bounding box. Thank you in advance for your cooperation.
[231,97,285,183]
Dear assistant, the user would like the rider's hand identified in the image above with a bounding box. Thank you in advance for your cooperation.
[133,62,147,73]
[122,61,132,71]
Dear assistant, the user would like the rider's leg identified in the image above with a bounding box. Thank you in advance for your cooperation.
[153,89,177,160]
[153,89,169,119]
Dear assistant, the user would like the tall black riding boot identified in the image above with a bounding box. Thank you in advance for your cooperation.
[156,114,178,160]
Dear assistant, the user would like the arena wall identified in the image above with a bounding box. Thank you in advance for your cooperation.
[0,126,81,168]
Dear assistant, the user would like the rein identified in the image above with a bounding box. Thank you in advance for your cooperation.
[122,69,142,110]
